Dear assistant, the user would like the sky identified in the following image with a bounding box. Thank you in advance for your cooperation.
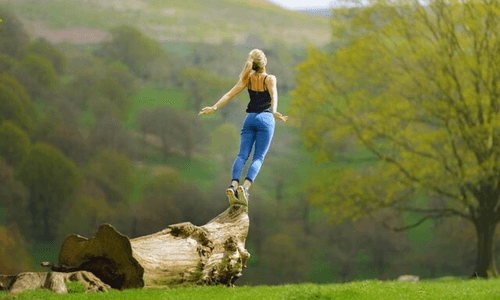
[269,0,336,9]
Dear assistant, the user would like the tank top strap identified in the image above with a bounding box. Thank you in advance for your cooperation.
[263,75,268,91]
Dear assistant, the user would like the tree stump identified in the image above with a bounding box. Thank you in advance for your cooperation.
[45,203,250,289]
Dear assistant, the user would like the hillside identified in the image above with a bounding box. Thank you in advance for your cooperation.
[2,0,331,46]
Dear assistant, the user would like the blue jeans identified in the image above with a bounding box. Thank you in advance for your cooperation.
[231,112,275,183]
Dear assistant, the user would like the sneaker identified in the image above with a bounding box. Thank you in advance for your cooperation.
[226,186,239,205]
[236,185,249,206]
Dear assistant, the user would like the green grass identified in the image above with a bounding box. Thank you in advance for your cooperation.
[2,279,500,300]
[124,86,188,130]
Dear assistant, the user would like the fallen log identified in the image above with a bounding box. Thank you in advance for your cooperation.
[45,203,250,289]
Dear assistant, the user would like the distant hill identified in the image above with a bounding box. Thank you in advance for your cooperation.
[3,0,331,46]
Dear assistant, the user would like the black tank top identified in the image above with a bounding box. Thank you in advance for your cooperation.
[246,75,272,113]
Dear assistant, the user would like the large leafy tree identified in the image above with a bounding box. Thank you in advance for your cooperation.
[290,0,500,277]
[18,143,80,242]
[0,84,33,133]
[137,106,208,160]
[94,25,169,80]
[0,121,30,169]
[84,148,136,206]
[26,38,67,75]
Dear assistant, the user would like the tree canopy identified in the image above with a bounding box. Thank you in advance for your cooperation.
[18,142,80,242]
[290,0,500,277]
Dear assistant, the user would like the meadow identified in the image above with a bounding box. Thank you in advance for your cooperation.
[1,278,500,300]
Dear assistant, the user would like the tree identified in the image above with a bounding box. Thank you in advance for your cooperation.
[0,6,29,58]
[88,112,136,155]
[34,116,90,166]
[94,25,168,80]
[0,73,36,124]
[0,225,34,274]
[27,37,67,75]
[0,84,33,133]
[18,142,80,242]
[179,67,233,112]
[208,123,240,171]
[15,54,58,100]
[0,54,17,73]
[0,121,30,169]
[105,61,136,95]
[97,75,128,118]
[290,0,500,278]
[137,106,207,160]
[84,148,136,206]
[0,157,30,237]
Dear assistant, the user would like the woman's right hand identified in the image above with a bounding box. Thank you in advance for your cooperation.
[273,112,288,122]
[198,106,217,116]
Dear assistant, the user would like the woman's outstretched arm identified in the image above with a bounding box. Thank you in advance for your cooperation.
[266,75,288,122]
[198,80,247,116]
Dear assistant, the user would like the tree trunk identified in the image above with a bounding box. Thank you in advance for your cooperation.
[472,218,499,278]
[44,204,250,289]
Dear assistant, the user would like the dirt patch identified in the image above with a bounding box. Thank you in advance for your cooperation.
[21,19,109,44]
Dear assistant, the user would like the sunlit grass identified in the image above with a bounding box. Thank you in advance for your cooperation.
[2,279,500,300]
[124,86,188,130]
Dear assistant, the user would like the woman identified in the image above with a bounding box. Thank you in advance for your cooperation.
[198,49,288,206]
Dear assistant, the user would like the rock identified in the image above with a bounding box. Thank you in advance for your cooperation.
[0,271,110,294]
[397,275,420,283]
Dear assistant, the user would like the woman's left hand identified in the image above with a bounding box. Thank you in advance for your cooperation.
[273,112,288,122]
[199,106,217,116]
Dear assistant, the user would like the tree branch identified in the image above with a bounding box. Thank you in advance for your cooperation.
[401,206,472,220]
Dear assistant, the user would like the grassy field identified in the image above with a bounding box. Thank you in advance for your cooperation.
[1,279,500,300]
[6,0,330,46]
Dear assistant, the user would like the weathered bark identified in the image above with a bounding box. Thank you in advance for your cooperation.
[45,204,250,289]
[471,218,499,278]
[0,271,110,294]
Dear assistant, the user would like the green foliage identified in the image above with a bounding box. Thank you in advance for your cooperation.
[0,54,17,73]
[18,142,80,242]
[0,121,30,169]
[97,76,128,117]
[208,123,240,171]
[26,37,67,75]
[84,148,136,205]
[15,54,58,99]
[291,0,500,222]
[0,5,29,58]
[106,61,136,95]
[0,84,33,133]
[0,73,34,121]
[0,225,34,275]
[94,25,169,79]
[179,67,233,112]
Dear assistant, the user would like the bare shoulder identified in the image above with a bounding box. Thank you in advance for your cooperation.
[266,74,277,87]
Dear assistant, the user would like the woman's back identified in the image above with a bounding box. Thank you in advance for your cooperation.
[246,73,272,113]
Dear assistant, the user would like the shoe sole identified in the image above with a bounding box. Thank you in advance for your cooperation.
[236,186,248,206]
[226,188,238,205]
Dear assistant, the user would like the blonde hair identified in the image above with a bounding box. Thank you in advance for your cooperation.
[239,49,267,83]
